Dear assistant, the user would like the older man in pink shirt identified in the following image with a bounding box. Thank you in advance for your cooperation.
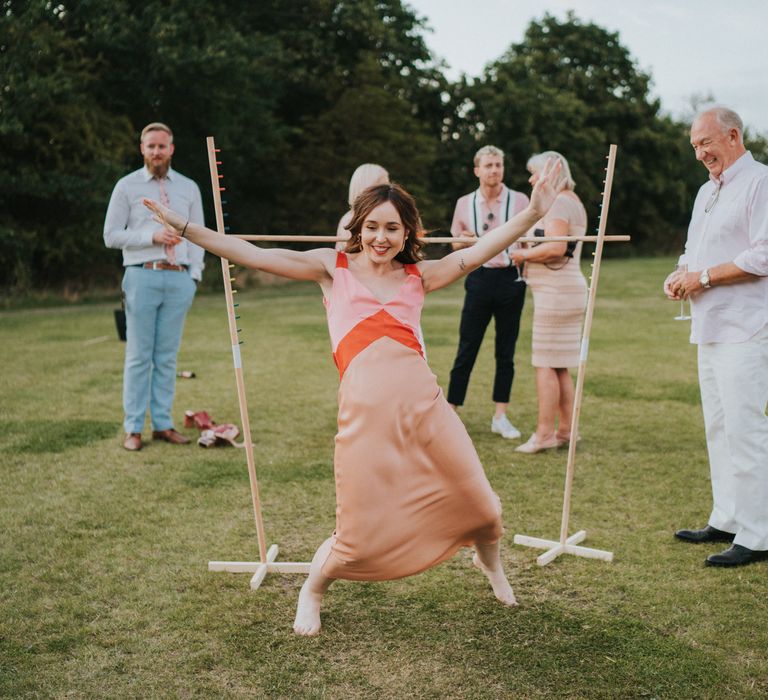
[665,106,768,567]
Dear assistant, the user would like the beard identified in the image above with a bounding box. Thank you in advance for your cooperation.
[145,156,171,178]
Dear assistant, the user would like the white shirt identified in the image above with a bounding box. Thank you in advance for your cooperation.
[103,166,206,281]
[679,152,768,344]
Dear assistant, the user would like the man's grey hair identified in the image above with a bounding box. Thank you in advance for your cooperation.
[474,145,504,167]
[695,106,744,144]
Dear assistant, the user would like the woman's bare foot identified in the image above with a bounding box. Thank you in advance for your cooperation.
[293,581,323,636]
[473,553,518,606]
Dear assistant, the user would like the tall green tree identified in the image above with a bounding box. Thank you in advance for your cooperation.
[441,13,702,252]
[0,0,447,291]
[0,1,135,290]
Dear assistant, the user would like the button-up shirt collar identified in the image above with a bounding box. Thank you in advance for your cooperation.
[142,165,176,183]
[713,151,750,187]
[476,185,506,207]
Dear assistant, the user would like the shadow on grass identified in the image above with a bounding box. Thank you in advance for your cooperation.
[190,585,733,699]
[7,419,118,454]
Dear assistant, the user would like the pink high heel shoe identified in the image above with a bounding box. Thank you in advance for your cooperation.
[515,433,558,454]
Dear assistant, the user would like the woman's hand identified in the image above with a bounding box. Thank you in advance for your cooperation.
[510,249,527,266]
[143,198,187,233]
[528,158,564,219]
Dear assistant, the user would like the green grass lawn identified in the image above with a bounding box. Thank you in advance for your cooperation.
[1,257,766,699]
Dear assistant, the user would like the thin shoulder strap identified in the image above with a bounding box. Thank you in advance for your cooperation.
[403,263,421,278]
[335,251,348,268]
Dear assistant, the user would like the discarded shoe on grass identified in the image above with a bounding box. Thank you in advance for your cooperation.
[184,410,215,431]
[198,424,244,448]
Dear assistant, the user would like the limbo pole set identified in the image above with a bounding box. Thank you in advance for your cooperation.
[513,144,619,566]
[204,137,312,588]
[204,137,623,589]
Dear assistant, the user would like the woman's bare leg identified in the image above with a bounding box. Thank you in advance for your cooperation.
[472,540,517,606]
[555,368,575,441]
[534,367,559,440]
[293,537,336,636]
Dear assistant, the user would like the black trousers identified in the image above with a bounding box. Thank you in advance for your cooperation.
[447,266,526,406]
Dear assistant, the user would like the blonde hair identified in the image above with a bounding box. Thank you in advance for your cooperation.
[348,163,389,207]
[140,122,174,143]
[473,145,504,167]
[526,150,576,190]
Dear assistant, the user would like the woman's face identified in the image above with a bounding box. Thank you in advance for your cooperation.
[360,201,407,265]
[528,169,539,187]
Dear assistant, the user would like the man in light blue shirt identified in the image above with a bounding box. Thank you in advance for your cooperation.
[104,122,205,451]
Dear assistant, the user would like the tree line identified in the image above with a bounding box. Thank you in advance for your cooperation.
[2,1,766,294]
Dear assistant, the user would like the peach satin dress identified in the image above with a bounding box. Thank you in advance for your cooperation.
[321,252,503,581]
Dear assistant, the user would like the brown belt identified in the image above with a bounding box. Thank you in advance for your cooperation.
[141,262,188,271]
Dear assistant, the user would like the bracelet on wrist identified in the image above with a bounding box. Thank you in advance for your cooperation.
[180,221,189,238]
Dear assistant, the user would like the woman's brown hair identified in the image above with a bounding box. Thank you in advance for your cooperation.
[344,183,425,264]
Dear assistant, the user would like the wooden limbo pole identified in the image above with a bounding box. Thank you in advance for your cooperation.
[513,145,619,566]
[234,235,630,244]
[205,137,311,589]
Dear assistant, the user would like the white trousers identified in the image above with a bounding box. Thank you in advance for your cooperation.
[698,324,768,550]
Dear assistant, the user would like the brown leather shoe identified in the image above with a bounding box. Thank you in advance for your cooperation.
[152,428,190,445]
[123,433,143,451]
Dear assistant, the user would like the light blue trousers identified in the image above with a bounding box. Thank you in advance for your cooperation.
[122,266,196,433]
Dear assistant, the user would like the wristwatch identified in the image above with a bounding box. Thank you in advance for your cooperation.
[699,269,711,289]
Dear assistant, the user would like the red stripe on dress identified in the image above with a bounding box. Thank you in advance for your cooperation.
[333,308,424,378]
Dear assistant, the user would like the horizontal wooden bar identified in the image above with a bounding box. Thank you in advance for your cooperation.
[208,560,311,573]
[232,235,631,244]
[537,545,566,567]
[563,545,614,562]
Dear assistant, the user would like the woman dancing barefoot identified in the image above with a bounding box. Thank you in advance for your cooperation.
[144,160,562,636]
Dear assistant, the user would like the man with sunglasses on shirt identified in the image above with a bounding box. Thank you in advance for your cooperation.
[664,106,768,568]
[447,145,530,439]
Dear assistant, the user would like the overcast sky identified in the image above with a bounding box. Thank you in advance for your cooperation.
[406,0,768,135]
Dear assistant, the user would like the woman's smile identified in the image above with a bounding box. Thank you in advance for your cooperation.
[360,201,406,263]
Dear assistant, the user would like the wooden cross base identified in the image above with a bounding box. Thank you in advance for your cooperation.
[513,530,614,567]
[209,544,312,590]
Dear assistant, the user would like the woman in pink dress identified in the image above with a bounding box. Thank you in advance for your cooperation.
[143,160,562,636]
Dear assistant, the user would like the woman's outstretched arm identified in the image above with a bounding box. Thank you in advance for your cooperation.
[420,159,563,292]
[143,199,332,282]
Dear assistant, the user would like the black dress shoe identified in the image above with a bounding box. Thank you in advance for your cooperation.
[674,525,735,544]
[706,544,768,567]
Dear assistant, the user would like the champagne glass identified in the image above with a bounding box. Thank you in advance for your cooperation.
[674,264,691,320]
